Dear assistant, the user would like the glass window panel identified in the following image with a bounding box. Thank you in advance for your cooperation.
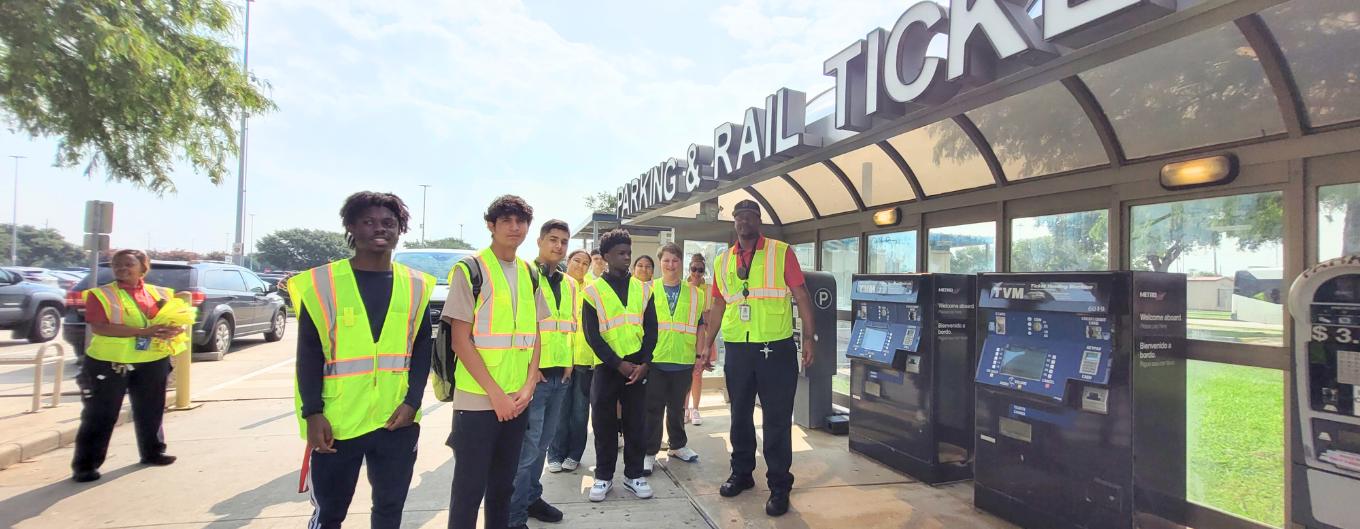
[886,120,994,196]
[1261,0,1360,127]
[717,189,770,222]
[833,319,852,397]
[792,242,816,271]
[1130,192,1284,345]
[831,145,916,206]
[965,82,1108,181]
[1319,183,1360,261]
[868,230,918,273]
[789,164,858,215]
[820,236,860,311]
[1079,23,1284,159]
[751,178,814,224]
[927,222,996,273]
[1010,210,1109,272]
[1186,360,1284,528]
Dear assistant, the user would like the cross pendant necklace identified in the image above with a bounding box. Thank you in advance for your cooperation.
[760,343,773,359]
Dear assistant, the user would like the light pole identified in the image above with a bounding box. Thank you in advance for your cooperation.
[459,223,464,242]
[9,155,25,266]
[248,213,256,270]
[231,0,254,266]
[419,184,431,243]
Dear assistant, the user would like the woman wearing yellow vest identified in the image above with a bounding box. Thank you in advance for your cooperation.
[642,243,708,476]
[71,249,184,483]
[443,195,548,529]
[704,200,817,518]
[548,249,596,472]
[580,229,658,502]
[687,252,714,426]
[292,192,435,529]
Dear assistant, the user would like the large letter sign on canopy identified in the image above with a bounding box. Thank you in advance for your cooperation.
[612,0,1182,219]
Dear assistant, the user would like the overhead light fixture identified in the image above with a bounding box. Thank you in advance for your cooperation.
[873,207,900,227]
[1160,154,1238,190]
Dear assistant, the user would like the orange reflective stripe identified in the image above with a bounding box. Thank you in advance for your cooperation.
[376,354,411,371]
[310,264,340,360]
[764,241,778,288]
[323,358,372,378]
[405,267,425,347]
[98,286,126,325]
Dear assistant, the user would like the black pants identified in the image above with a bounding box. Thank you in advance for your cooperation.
[449,410,528,529]
[71,356,169,473]
[591,365,647,480]
[725,338,798,492]
[308,424,421,529]
[645,367,693,455]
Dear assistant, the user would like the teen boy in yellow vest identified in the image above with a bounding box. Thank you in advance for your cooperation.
[548,249,597,473]
[292,192,435,529]
[704,200,817,517]
[642,243,708,476]
[72,248,185,483]
[507,219,577,528]
[443,195,549,529]
[580,229,658,502]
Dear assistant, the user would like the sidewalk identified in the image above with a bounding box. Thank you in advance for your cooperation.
[0,341,124,471]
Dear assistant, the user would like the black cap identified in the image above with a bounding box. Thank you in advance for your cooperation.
[732,199,761,217]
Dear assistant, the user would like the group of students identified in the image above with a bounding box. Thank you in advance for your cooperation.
[70,189,819,529]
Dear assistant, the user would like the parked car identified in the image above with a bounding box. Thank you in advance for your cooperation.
[63,261,288,361]
[3,266,64,289]
[392,248,474,333]
[0,268,66,343]
[47,270,84,290]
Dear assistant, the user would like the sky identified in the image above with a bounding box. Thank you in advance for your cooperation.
[0,0,923,256]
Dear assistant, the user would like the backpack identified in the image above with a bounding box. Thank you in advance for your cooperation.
[431,255,540,402]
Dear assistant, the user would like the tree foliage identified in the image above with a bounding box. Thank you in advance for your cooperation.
[0,0,275,194]
[146,249,227,262]
[404,236,473,250]
[1011,211,1109,272]
[585,191,619,214]
[255,229,349,271]
[1127,193,1282,272]
[0,224,85,267]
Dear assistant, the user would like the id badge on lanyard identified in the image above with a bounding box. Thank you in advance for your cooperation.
[135,336,152,351]
[739,304,752,322]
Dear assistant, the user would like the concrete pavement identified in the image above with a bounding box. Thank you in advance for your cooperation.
[0,328,1014,528]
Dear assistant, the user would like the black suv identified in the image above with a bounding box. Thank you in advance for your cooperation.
[0,268,66,343]
[63,261,288,361]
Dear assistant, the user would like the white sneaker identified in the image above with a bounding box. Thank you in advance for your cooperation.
[668,446,699,462]
[547,460,563,473]
[589,479,612,502]
[623,477,653,499]
[643,455,655,476]
[562,458,579,471]
[690,408,703,425]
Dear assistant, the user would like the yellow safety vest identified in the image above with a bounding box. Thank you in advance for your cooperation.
[290,260,434,441]
[715,238,793,343]
[538,269,578,369]
[453,248,538,395]
[652,279,705,365]
[569,277,601,367]
[86,282,178,363]
[582,276,650,361]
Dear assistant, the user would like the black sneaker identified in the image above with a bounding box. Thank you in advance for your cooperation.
[527,498,563,523]
[766,490,790,516]
[71,470,101,483]
[719,474,755,497]
[140,454,177,466]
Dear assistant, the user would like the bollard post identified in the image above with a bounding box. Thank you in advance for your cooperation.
[169,292,198,411]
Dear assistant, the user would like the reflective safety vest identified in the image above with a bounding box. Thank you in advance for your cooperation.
[582,276,651,361]
[86,282,178,363]
[652,279,705,365]
[569,277,601,367]
[454,248,538,395]
[715,238,794,343]
[538,270,578,369]
[289,259,434,441]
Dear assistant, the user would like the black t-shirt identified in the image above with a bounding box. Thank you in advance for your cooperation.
[297,268,432,418]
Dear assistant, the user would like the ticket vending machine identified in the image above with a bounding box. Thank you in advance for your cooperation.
[1287,256,1360,528]
[846,273,976,484]
[794,271,838,429]
[973,272,1186,529]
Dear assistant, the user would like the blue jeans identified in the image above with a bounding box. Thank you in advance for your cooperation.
[549,367,593,464]
[508,373,571,526]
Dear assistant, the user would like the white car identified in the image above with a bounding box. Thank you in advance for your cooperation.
[391,248,476,328]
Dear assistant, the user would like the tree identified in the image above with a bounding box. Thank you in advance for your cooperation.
[1124,193,1282,272]
[0,224,85,267]
[255,229,349,271]
[405,237,473,250]
[1011,211,1109,272]
[0,0,275,194]
[1319,184,1360,256]
[584,191,619,214]
[147,249,198,262]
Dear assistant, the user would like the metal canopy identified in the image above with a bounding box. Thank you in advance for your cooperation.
[629,0,1359,227]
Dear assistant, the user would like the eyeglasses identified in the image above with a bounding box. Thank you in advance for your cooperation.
[689,267,704,274]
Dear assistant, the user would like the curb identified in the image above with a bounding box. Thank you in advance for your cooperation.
[0,408,132,471]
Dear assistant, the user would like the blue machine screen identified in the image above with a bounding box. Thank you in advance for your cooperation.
[862,328,889,353]
[999,347,1047,381]
[976,310,1112,400]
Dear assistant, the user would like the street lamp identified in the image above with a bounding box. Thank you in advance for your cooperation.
[9,155,25,266]
[248,213,256,270]
[231,0,254,266]
[419,184,431,243]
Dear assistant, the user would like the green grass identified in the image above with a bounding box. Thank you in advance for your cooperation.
[1188,309,1234,321]
[1187,360,1285,528]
